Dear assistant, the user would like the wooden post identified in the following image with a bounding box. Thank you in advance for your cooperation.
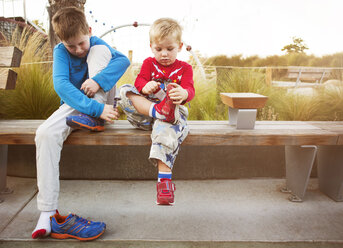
[0,46,22,90]
[128,50,133,63]
[265,67,272,86]
[0,47,22,67]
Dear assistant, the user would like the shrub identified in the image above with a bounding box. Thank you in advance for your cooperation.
[0,27,59,119]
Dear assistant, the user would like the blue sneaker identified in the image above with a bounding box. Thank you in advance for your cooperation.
[50,213,106,241]
[66,113,105,132]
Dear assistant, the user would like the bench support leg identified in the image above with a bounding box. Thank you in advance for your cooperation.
[228,107,257,129]
[283,145,317,202]
[0,145,12,203]
[317,146,343,201]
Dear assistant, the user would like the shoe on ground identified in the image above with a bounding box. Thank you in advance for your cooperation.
[156,179,175,205]
[154,84,180,124]
[66,113,105,132]
[50,213,106,241]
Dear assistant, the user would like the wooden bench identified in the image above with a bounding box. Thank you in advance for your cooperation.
[1,120,343,203]
[286,67,331,87]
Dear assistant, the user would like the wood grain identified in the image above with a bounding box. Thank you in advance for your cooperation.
[0,46,22,67]
[220,93,268,109]
[0,68,17,90]
[0,120,341,146]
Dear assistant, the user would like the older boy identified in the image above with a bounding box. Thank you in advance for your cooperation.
[119,18,195,205]
[32,7,130,240]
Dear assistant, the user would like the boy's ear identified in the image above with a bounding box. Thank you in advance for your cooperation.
[178,42,183,52]
[88,27,92,36]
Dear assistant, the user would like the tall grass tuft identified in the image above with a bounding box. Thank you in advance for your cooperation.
[0,27,59,119]
[187,66,225,120]
[315,85,343,120]
[187,76,224,120]
[273,92,322,121]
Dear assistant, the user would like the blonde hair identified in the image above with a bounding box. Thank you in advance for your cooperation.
[52,7,89,41]
[149,18,182,44]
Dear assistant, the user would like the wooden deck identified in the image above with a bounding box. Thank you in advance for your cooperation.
[0,120,341,146]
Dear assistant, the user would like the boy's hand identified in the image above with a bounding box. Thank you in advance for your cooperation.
[168,83,188,105]
[142,80,161,95]
[81,79,100,98]
[100,104,120,123]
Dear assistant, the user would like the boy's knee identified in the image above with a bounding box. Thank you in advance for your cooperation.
[87,45,112,77]
[88,45,111,63]
[119,85,134,100]
[35,125,53,144]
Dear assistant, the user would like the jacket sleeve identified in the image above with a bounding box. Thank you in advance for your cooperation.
[134,58,152,94]
[180,63,195,103]
[53,47,105,117]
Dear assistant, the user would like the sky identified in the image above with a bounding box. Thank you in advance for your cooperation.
[1,0,343,63]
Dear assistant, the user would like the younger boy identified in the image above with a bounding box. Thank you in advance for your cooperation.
[32,7,130,240]
[119,18,195,205]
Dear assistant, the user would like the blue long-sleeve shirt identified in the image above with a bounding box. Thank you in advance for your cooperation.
[53,36,130,117]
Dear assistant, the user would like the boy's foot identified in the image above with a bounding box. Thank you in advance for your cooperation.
[32,210,57,239]
[156,179,175,205]
[153,84,180,124]
[50,213,106,241]
[66,113,105,132]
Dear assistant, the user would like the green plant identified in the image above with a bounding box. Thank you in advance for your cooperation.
[187,77,226,120]
[0,27,59,119]
[315,85,343,120]
[272,92,322,121]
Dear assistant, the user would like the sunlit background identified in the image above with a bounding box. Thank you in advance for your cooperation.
[1,0,342,63]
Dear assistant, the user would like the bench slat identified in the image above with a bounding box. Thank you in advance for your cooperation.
[0,68,17,89]
[0,120,340,146]
[286,68,331,82]
[288,68,331,73]
[0,46,22,67]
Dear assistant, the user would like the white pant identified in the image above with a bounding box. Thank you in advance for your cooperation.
[35,45,113,211]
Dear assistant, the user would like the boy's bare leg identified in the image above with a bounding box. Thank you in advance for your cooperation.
[157,160,172,172]
[127,92,152,116]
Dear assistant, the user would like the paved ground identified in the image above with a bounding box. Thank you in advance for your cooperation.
[1,176,343,248]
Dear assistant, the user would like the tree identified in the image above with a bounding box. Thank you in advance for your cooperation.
[281,37,308,54]
[47,0,86,52]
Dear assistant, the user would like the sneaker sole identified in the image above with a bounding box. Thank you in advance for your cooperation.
[67,120,104,132]
[156,201,174,205]
[156,198,175,205]
[50,228,105,241]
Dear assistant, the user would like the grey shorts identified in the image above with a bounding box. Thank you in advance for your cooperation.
[118,84,190,169]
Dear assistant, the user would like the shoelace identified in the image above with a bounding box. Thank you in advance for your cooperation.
[74,215,91,226]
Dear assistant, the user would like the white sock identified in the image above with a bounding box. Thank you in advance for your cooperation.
[149,103,166,120]
[32,210,56,237]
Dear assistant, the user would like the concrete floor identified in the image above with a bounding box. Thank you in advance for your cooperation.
[1,177,343,248]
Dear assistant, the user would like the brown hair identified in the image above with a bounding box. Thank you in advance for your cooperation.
[149,18,182,44]
[52,7,89,41]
